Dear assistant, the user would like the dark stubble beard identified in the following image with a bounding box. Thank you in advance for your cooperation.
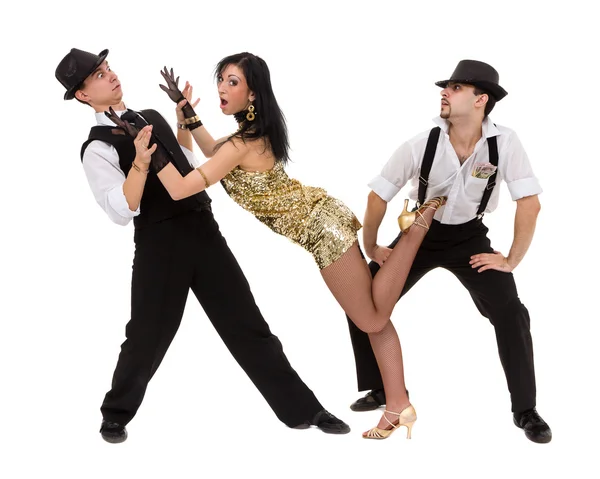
[440,105,451,119]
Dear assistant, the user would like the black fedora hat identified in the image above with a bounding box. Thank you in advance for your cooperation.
[435,59,508,101]
[55,48,109,100]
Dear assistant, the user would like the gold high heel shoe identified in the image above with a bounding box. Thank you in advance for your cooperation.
[397,197,447,233]
[362,405,417,440]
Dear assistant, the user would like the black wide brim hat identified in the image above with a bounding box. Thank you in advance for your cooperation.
[55,48,109,100]
[435,59,508,101]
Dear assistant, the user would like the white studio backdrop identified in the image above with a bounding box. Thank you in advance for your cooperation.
[0,0,597,478]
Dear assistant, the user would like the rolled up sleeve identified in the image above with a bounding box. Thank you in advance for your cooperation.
[368,141,417,202]
[180,145,200,168]
[82,141,140,226]
[368,175,401,202]
[506,177,542,201]
[502,132,543,200]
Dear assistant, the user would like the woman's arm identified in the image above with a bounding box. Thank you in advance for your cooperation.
[157,139,246,200]
[173,81,225,157]
[188,122,225,158]
[162,70,229,158]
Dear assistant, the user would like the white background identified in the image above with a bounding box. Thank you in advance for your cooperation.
[1,0,598,477]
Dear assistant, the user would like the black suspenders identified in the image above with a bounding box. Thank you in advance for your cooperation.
[417,127,441,208]
[476,135,498,217]
[417,127,499,218]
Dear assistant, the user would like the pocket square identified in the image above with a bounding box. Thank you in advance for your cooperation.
[472,162,497,179]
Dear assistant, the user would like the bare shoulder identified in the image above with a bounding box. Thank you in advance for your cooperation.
[234,136,272,154]
[215,134,231,145]
[216,136,251,160]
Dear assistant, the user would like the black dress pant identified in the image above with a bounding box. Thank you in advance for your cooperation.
[347,218,536,413]
[101,208,323,426]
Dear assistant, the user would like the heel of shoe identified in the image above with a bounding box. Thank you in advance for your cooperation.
[404,420,415,439]
[363,405,417,440]
[397,199,415,233]
[401,196,447,233]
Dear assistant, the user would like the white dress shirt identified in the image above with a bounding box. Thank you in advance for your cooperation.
[368,116,542,225]
[82,109,199,226]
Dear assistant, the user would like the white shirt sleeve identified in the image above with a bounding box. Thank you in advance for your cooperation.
[501,131,543,201]
[82,140,140,226]
[368,141,419,202]
[180,145,200,168]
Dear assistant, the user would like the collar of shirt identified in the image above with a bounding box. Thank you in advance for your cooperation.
[425,116,502,224]
[94,106,128,126]
[431,115,502,140]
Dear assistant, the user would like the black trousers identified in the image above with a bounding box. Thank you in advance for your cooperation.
[101,208,323,427]
[347,218,536,413]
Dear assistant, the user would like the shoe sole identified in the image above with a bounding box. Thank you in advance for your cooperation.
[350,403,384,412]
[291,423,351,434]
[513,419,552,444]
[525,433,552,444]
[101,432,128,444]
[319,427,351,435]
[291,424,310,430]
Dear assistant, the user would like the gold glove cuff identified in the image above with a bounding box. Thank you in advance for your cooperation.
[184,115,201,125]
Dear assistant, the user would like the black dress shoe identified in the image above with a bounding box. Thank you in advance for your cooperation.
[513,408,552,444]
[292,409,351,434]
[311,409,350,434]
[350,389,386,412]
[100,420,128,444]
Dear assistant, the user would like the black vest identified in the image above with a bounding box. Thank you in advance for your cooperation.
[80,109,211,228]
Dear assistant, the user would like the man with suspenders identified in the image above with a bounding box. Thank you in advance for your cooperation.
[346,60,551,443]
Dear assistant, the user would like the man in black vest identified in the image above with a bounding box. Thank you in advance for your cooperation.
[55,48,349,443]
[346,60,551,443]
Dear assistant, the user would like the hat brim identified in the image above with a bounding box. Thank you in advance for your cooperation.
[64,49,109,100]
[435,79,508,101]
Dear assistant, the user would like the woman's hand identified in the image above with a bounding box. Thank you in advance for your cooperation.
[176,81,200,124]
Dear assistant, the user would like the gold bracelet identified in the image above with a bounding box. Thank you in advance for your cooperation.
[197,166,211,187]
[177,122,188,130]
[184,115,201,125]
[132,161,149,174]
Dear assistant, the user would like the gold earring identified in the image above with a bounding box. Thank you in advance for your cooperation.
[246,104,255,121]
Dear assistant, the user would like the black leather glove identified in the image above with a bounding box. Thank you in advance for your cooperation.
[104,107,172,173]
[159,67,203,130]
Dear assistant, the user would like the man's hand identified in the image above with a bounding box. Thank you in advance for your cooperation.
[470,250,514,273]
[368,245,393,267]
[104,107,156,165]
[132,126,157,165]
[104,107,170,171]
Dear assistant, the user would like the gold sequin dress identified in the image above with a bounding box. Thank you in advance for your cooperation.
[221,161,362,269]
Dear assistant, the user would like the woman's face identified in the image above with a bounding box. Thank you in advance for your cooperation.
[217,64,255,115]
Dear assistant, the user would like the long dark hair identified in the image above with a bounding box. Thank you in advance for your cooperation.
[214,52,290,164]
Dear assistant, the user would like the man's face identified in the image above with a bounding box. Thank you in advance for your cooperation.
[440,82,483,120]
[75,61,122,107]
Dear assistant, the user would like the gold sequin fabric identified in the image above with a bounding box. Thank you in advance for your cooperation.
[221,162,362,269]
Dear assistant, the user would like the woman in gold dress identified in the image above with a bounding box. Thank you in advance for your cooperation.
[107,53,445,440]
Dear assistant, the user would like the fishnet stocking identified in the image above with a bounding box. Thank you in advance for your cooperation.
[321,198,442,332]
[320,197,444,428]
